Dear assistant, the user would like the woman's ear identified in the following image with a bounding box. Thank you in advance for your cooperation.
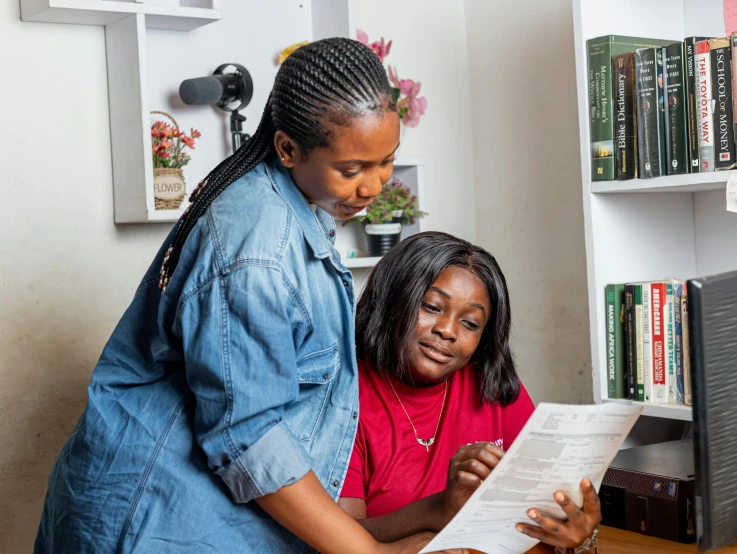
[274,130,301,168]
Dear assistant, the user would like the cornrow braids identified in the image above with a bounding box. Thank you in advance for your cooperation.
[159,37,396,292]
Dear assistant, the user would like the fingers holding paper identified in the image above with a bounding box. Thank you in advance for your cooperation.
[515,478,602,549]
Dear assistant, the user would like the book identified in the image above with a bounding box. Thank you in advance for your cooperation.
[709,37,737,170]
[673,281,685,404]
[624,284,636,399]
[651,282,667,403]
[635,48,665,177]
[682,285,692,406]
[613,53,637,179]
[731,33,737,151]
[634,284,645,401]
[655,47,669,170]
[695,40,715,172]
[586,36,673,181]
[685,37,709,172]
[663,43,688,175]
[642,284,653,402]
[605,284,626,399]
[665,282,676,403]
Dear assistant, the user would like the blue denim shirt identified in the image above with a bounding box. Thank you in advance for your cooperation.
[36,156,359,553]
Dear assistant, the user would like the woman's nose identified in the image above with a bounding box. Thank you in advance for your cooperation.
[357,170,383,199]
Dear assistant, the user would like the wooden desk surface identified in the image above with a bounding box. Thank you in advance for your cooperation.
[598,526,737,553]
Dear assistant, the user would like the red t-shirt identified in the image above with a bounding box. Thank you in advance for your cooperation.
[340,360,535,518]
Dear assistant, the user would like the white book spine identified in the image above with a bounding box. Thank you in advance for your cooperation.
[666,283,677,404]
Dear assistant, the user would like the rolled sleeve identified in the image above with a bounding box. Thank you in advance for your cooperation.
[178,263,313,503]
[216,421,313,503]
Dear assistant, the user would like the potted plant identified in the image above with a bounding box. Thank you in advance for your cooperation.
[151,111,201,211]
[350,178,427,256]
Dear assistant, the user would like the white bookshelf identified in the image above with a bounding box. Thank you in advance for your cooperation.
[21,0,356,223]
[573,0,737,421]
[335,158,426,268]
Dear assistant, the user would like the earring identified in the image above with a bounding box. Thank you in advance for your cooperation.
[281,157,285,161]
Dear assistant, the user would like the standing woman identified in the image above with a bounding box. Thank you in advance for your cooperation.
[36,38,428,554]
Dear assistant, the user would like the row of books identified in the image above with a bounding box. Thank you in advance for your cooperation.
[605,280,690,405]
[587,34,737,181]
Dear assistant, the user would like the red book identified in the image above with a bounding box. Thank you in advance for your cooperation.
[651,282,667,402]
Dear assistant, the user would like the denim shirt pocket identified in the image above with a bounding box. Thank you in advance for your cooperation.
[287,345,340,442]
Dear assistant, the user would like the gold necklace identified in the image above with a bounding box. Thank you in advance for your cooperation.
[387,376,448,452]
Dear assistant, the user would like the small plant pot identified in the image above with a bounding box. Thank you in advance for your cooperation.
[363,210,403,256]
[153,167,186,210]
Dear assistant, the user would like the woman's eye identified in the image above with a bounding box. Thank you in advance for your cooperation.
[342,170,360,177]
[421,302,439,313]
[463,321,480,331]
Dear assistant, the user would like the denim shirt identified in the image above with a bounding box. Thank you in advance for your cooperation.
[36,156,359,553]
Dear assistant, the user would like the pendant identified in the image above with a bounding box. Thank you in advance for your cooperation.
[416,437,435,451]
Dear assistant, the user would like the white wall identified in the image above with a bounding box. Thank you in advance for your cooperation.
[464,0,593,405]
[0,1,476,550]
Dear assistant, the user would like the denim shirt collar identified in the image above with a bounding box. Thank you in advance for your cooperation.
[264,155,336,260]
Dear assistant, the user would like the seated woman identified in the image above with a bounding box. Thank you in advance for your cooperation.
[339,231,601,553]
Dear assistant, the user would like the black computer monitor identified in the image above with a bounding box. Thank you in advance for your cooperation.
[688,270,737,552]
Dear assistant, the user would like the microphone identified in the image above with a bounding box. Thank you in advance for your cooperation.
[179,74,242,105]
[179,63,253,109]
[178,64,254,154]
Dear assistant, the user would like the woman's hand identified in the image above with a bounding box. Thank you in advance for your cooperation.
[436,442,505,528]
[515,478,602,550]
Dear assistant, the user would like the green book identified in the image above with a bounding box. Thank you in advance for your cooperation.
[663,42,688,175]
[634,284,645,401]
[605,284,626,398]
[587,35,675,181]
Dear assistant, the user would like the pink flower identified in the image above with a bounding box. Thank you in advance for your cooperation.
[181,135,195,149]
[191,128,202,139]
[388,66,427,127]
[356,29,392,62]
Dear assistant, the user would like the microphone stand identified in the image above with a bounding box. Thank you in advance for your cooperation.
[230,111,249,153]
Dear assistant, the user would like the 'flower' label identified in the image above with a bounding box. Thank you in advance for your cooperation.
[365,223,402,235]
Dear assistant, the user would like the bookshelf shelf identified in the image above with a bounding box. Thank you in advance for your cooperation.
[591,172,728,194]
[573,0,737,421]
[602,399,693,421]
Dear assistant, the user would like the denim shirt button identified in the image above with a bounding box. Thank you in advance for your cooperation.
[342,280,348,287]
[329,229,335,237]
[323,371,329,380]
[332,480,339,487]
[353,412,357,419]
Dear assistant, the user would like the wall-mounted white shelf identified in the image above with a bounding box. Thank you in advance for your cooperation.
[20,0,221,31]
[343,256,382,269]
[591,172,728,194]
[573,0,737,421]
[335,158,426,268]
[21,0,356,224]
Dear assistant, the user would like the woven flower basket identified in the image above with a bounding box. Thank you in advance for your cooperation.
[152,110,187,211]
[153,167,186,210]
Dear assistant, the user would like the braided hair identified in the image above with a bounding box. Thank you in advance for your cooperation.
[159,37,396,291]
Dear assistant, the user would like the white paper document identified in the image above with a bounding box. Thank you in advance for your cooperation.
[420,402,642,554]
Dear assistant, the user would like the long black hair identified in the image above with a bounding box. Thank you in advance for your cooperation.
[159,38,396,291]
[356,231,520,405]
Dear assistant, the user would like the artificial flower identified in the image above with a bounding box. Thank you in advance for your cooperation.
[278,40,309,64]
[356,29,392,62]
